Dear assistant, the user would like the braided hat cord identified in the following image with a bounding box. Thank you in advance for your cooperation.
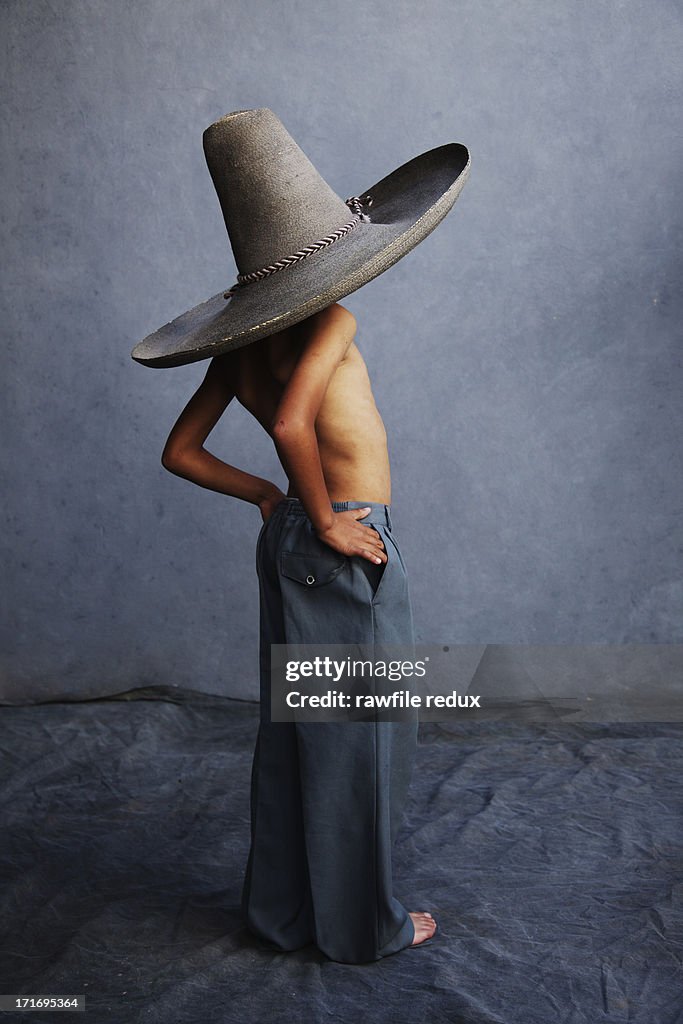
[223,195,373,299]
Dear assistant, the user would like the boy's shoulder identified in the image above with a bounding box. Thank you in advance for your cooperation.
[319,301,356,330]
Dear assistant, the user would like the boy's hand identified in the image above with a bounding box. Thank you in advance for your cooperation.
[258,486,287,524]
[315,509,387,564]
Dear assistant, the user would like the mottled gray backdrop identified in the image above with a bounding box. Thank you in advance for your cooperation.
[2,0,682,702]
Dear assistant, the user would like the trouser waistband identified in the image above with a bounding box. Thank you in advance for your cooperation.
[275,498,393,530]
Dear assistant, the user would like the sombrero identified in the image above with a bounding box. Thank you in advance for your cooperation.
[130,107,470,369]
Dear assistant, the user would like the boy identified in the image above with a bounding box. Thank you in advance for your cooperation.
[160,300,436,963]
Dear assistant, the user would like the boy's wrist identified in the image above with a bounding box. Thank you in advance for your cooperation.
[314,514,336,537]
[256,485,287,524]
[255,481,283,505]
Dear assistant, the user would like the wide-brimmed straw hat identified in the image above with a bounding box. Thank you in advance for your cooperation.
[130,108,470,368]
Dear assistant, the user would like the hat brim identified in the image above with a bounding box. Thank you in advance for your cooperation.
[131,142,470,368]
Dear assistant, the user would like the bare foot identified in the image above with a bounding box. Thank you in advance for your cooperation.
[409,911,437,945]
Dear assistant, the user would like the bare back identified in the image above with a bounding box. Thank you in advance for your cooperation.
[221,324,391,504]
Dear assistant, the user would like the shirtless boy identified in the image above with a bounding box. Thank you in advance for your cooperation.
[160,300,436,959]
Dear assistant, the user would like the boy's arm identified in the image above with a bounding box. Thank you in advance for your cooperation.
[272,304,386,564]
[161,354,284,518]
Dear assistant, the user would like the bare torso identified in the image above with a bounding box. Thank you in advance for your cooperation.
[223,324,391,504]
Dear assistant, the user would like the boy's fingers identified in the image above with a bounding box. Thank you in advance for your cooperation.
[360,533,386,562]
[355,527,383,550]
[343,512,386,560]
[362,549,387,564]
[359,524,384,549]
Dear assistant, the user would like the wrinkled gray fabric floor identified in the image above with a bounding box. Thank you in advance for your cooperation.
[0,690,681,1024]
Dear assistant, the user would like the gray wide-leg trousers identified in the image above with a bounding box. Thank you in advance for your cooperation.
[241,498,419,964]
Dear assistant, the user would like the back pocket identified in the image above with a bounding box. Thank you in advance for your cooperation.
[280,547,348,588]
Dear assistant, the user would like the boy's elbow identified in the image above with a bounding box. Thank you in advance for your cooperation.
[271,417,310,444]
[161,446,184,472]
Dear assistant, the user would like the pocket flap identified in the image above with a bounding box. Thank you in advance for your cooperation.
[280,549,347,587]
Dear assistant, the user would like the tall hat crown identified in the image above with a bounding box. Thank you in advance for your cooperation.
[202,108,355,277]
